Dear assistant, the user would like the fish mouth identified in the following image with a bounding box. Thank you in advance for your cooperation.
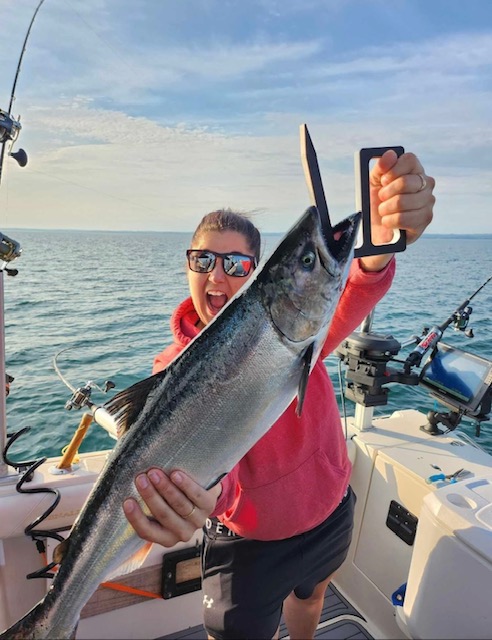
[320,209,361,268]
[260,206,362,345]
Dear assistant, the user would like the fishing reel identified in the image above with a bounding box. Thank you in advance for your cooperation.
[0,109,21,144]
[0,109,27,166]
[53,346,116,411]
[65,379,115,411]
[0,231,22,275]
[452,306,473,336]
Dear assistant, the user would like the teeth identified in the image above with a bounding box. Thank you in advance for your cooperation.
[207,291,228,310]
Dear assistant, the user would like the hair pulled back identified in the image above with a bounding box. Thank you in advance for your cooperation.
[191,208,261,261]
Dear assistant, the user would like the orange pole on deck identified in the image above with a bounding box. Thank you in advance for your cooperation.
[57,412,93,469]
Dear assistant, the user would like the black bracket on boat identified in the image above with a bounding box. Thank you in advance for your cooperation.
[161,543,202,599]
[420,389,492,437]
[419,409,463,437]
[335,331,419,407]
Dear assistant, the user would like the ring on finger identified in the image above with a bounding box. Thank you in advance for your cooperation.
[183,504,197,519]
[417,173,427,192]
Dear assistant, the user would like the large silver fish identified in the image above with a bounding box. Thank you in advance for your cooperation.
[1,206,360,639]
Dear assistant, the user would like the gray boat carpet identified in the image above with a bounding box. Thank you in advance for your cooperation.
[159,584,373,639]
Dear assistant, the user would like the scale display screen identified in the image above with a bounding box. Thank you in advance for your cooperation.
[420,343,492,415]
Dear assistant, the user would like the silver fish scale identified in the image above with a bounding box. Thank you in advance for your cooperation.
[141,293,304,488]
[125,289,305,486]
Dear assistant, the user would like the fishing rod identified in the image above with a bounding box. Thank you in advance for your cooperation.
[52,347,119,453]
[0,0,46,186]
[0,0,46,273]
[336,274,492,433]
[403,273,492,372]
[52,346,115,411]
[0,0,47,481]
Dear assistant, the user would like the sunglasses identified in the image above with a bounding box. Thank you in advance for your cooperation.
[186,249,257,277]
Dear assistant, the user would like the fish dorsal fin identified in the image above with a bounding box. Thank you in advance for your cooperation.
[103,370,168,438]
[296,342,315,417]
[104,541,153,582]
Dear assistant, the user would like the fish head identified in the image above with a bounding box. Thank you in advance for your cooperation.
[260,206,360,346]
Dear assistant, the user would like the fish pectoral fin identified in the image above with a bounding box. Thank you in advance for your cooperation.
[296,342,315,417]
[103,371,169,437]
[53,537,70,565]
[205,472,228,490]
[104,541,153,582]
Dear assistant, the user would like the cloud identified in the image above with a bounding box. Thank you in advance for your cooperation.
[0,1,491,234]
[2,99,490,236]
[1,114,307,233]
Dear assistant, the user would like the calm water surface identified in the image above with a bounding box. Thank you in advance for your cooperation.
[3,230,492,461]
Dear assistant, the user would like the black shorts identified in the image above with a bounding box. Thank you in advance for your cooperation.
[201,486,356,640]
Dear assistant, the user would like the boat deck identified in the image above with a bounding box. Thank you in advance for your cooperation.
[161,583,373,639]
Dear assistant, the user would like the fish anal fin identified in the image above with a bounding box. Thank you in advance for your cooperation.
[104,541,153,582]
[103,371,168,437]
[296,342,315,417]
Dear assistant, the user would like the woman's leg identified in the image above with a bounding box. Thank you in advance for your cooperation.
[202,518,297,639]
[282,488,356,639]
[282,573,334,640]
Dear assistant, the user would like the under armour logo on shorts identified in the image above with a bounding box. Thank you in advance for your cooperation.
[203,595,214,609]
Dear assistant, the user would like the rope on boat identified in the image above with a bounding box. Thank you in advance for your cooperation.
[100,582,161,600]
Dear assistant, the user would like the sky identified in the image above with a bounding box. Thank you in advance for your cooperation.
[0,0,491,235]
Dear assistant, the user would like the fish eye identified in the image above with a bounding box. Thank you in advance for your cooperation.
[301,250,316,271]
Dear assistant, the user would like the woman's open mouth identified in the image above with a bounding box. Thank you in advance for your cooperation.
[207,291,228,314]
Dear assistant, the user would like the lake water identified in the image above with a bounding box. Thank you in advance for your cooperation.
[3,229,492,462]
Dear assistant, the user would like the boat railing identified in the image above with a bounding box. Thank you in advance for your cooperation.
[0,271,8,479]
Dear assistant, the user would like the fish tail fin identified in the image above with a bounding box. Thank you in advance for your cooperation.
[0,593,78,640]
[0,600,48,639]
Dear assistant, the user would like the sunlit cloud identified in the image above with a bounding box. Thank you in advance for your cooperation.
[0,0,491,234]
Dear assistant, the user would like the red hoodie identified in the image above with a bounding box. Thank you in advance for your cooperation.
[153,258,395,540]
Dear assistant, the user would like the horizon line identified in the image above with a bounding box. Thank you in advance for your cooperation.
[1,227,491,238]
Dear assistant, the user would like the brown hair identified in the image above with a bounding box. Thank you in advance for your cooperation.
[191,208,261,261]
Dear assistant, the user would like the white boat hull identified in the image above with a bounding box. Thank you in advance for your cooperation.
[1,408,491,639]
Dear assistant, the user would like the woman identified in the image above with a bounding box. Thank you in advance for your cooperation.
[123,149,435,639]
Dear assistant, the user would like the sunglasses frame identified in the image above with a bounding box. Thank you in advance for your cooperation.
[186,249,257,277]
